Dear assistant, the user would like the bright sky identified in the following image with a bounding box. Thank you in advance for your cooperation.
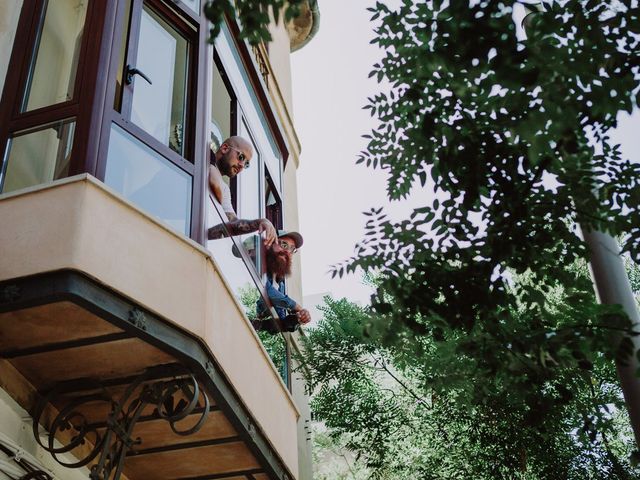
[291,1,640,307]
[291,0,414,306]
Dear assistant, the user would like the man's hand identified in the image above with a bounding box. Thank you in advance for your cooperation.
[296,308,311,325]
[259,218,276,247]
[209,216,275,241]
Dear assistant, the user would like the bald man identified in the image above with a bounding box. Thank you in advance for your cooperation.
[207,136,276,245]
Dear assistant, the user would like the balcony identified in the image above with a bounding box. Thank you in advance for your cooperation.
[0,175,299,479]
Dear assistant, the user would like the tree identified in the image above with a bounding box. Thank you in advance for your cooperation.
[324,0,640,456]
[302,262,640,478]
[203,0,305,44]
[238,285,287,376]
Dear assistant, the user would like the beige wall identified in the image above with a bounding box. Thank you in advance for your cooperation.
[283,159,304,305]
[267,20,295,114]
[262,13,306,321]
[290,339,314,480]
[0,0,23,97]
[266,13,314,480]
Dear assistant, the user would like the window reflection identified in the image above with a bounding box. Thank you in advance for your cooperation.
[130,7,188,156]
[1,119,75,194]
[211,60,233,150]
[235,122,262,272]
[264,171,282,230]
[180,0,200,16]
[113,0,133,111]
[206,196,289,384]
[22,0,88,111]
[105,124,192,235]
[206,199,261,312]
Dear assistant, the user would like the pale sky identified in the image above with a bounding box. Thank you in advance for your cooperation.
[291,1,640,307]
[291,0,417,306]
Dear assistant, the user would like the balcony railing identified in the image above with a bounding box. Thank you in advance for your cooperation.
[205,191,291,387]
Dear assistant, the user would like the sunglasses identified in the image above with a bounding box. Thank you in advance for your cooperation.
[228,146,250,169]
[278,240,297,254]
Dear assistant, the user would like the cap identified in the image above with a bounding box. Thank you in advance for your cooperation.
[278,230,303,249]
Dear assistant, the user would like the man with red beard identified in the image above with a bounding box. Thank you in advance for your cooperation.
[256,230,311,332]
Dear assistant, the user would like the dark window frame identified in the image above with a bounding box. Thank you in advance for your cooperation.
[101,0,199,166]
[95,0,206,241]
[0,0,115,191]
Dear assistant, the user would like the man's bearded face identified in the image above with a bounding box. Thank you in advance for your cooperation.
[266,243,292,280]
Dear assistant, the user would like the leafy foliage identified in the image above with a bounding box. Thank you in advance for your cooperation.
[238,285,287,374]
[203,0,305,44]
[328,1,640,448]
[335,1,640,315]
[312,426,373,480]
[302,275,640,478]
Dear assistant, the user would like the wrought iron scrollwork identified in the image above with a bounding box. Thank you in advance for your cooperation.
[127,308,147,331]
[0,284,21,303]
[32,368,209,480]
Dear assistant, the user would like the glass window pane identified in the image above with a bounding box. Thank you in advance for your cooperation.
[264,173,282,230]
[237,123,261,221]
[180,0,200,15]
[211,62,232,149]
[105,124,192,235]
[130,7,188,156]
[236,123,262,271]
[114,0,133,111]
[1,119,75,194]
[206,197,289,385]
[23,0,88,112]
[206,211,261,315]
[257,330,288,384]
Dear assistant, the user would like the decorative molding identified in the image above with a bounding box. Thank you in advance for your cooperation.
[0,284,21,303]
[249,40,302,164]
[205,360,215,376]
[127,308,147,331]
[251,44,269,84]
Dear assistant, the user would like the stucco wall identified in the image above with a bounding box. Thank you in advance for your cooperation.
[267,20,295,115]
[283,159,304,306]
[290,339,314,480]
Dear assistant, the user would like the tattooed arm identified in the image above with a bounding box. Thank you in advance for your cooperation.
[207,213,277,246]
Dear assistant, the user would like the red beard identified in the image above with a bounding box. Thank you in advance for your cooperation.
[266,249,292,281]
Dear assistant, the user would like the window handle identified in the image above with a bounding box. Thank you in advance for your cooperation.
[125,65,153,85]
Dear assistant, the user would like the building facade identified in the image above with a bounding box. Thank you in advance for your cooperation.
[0,0,317,478]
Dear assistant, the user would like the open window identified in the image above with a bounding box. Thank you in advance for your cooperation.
[102,0,198,236]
